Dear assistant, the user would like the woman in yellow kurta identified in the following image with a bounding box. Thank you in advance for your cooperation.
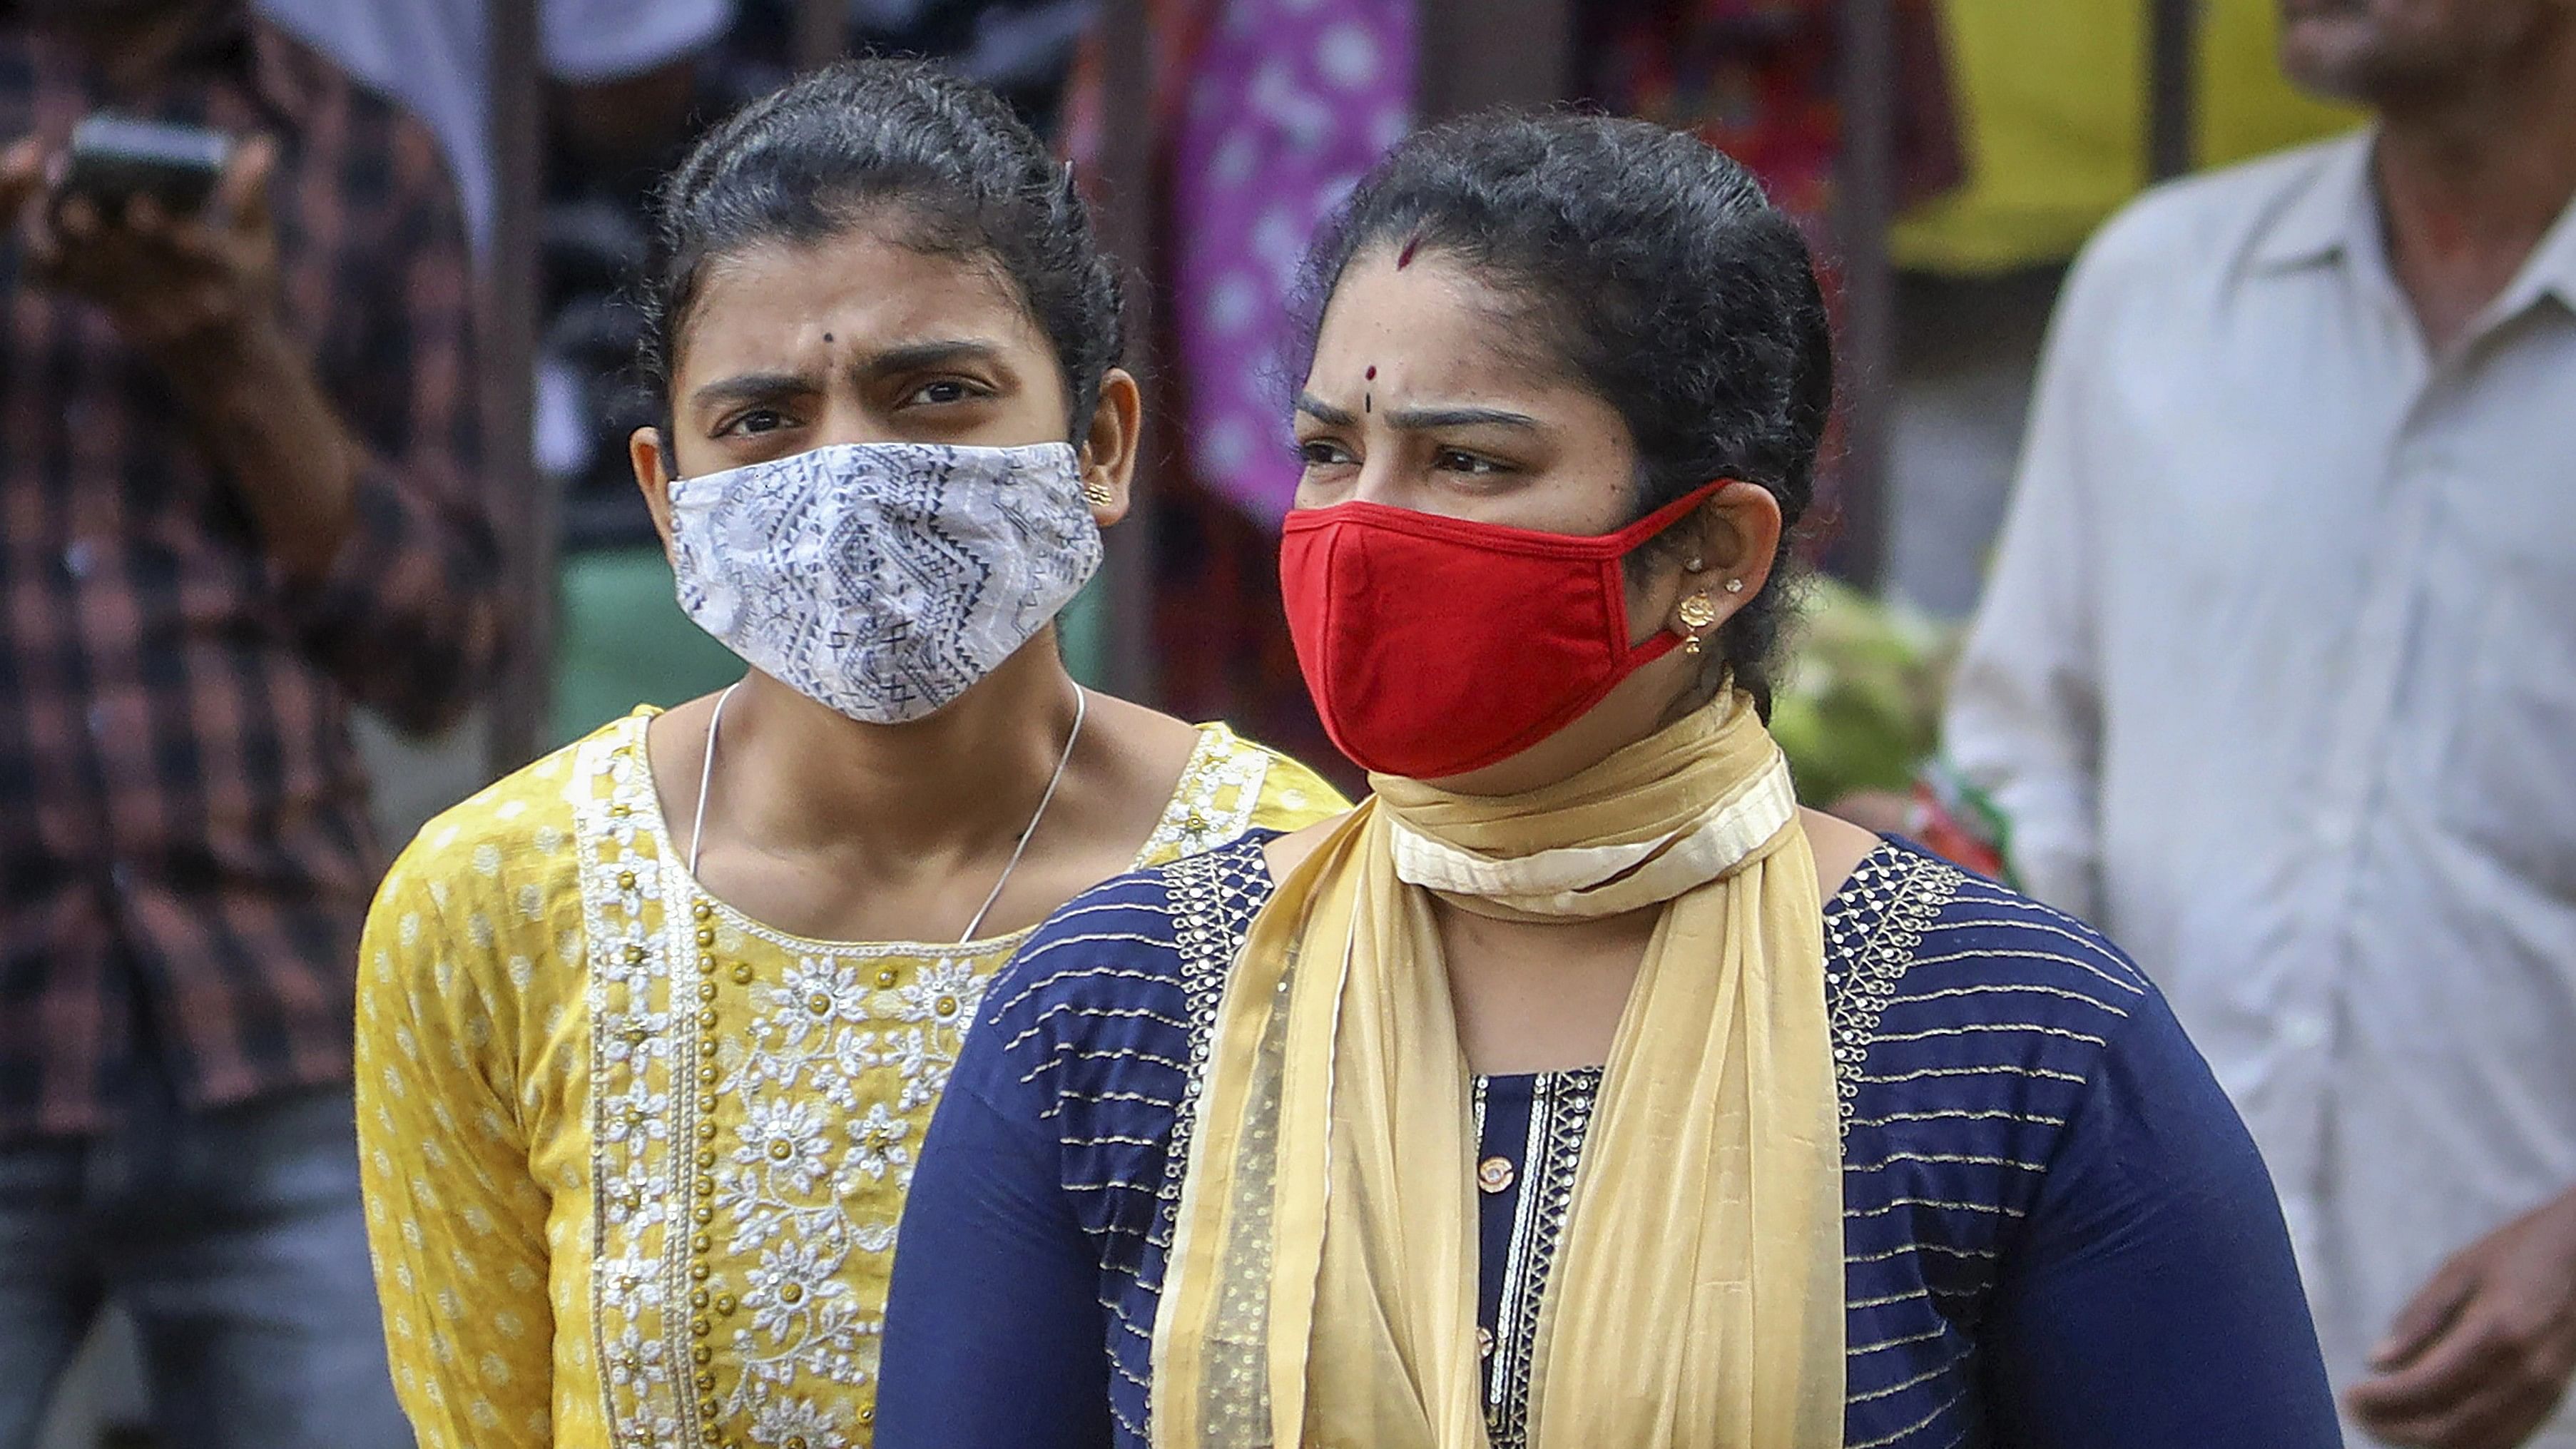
[352,61,1344,1449]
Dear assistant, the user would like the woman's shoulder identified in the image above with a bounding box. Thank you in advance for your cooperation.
[1838,838,2156,1056]
[378,713,648,911]
[1134,723,1349,866]
[1831,840,2167,1176]
[982,833,1278,1030]
[1833,844,2184,1323]
[967,833,1280,1097]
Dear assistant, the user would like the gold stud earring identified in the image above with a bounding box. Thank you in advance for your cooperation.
[1725,577,1745,594]
[1081,480,1114,507]
[1676,592,1719,655]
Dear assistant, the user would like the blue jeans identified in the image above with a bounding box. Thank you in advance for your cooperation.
[0,1076,411,1449]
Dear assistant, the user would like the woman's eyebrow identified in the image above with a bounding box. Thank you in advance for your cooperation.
[688,371,812,411]
[689,340,1014,412]
[1383,404,1541,432]
[1296,392,1543,432]
[857,339,1010,378]
[1295,392,1358,427]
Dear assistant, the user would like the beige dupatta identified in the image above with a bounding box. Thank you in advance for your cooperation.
[1151,690,1846,1448]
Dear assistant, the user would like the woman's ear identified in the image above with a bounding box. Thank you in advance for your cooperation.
[1076,367,1144,525]
[1662,481,1784,640]
[631,425,679,558]
[1702,481,1782,599]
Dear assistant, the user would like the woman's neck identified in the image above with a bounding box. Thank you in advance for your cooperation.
[691,636,1085,864]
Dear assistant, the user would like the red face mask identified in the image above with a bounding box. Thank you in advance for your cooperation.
[1279,482,1727,780]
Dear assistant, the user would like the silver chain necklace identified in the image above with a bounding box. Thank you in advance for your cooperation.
[686,680,1090,944]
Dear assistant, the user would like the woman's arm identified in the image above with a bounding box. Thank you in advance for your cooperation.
[353,849,554,1448]
[1982,990,2342,1446]
[877,1082,1114,1449]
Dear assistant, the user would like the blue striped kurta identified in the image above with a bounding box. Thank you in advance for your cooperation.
[880,836,2342,1448]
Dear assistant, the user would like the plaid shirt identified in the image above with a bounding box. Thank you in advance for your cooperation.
[0,13,502,1138]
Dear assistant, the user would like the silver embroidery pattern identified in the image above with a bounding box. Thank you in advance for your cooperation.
[668,441,1102,723]
[1827,848,1962,1134]
[1149,838,1276,1254]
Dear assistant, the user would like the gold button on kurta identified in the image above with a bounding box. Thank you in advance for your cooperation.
[355,710,1344,1448]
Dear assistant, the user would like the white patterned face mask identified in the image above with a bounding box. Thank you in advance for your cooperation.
[668,440,1103,723]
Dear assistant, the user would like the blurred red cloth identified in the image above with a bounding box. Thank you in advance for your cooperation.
[1578,0,1965,229]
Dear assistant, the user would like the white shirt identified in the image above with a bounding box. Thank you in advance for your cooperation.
[256,0,736,243]
[1945,131,2576,1445]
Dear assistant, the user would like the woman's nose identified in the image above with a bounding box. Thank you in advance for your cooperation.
[810,393,900,449]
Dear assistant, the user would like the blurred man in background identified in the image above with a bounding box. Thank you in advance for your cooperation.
[255,0,738,828]
[255,0,735,249]
[1945,0,2576,1443]
[0,1,499,1443]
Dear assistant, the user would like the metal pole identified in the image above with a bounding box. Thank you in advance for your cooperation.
[484,0,550,773]
[2149,0,2199,181]
[1414,0,1572,120]
[795,0,849,71]
[1830,0,1897,590]
[1089,0,1158,705]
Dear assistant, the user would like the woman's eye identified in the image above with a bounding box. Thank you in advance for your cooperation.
[1298,439,1356,468]
[1435,449,1505,477]
[722,408,789,437]
[907,379,984,406]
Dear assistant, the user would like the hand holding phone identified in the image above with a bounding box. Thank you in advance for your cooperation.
[10,124,281,361]
[56,114,233,218]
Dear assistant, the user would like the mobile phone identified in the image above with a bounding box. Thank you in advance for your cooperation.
[57,113,231,216]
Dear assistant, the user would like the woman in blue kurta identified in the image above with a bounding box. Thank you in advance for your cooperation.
[878,113,2341,1448]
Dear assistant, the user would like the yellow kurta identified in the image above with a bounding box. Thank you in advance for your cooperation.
[356,709,1346,1448]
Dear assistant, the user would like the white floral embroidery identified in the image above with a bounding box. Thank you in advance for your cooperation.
[706,938,982,1433]
[748,1394,838,1445]
[844,1104,912,1184]
[892,957,983,1027]
[737,1097,836,1197]
[574,712,1291,1446]
[1136,726,1274,861]
[577,721,705,1445]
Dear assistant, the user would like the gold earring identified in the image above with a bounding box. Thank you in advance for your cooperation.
[1725,577,1745,594]
[1081,480,1114,507]
[1676,592,1719,655]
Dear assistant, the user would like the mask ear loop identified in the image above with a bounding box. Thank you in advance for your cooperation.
[1611,478,1736,553]
[1607,478,1738,666]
